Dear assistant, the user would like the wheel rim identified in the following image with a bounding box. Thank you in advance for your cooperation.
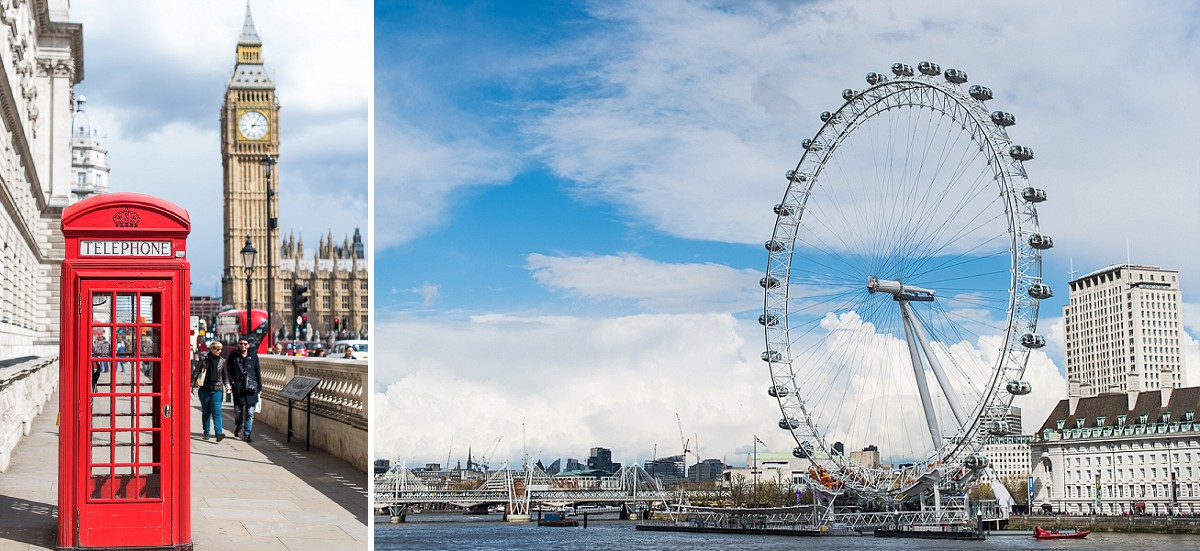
[762,64,1046,498]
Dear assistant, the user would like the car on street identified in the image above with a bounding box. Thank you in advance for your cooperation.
[330,340,368,360]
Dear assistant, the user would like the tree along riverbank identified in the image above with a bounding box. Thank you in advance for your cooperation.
[1006,515,1200,534]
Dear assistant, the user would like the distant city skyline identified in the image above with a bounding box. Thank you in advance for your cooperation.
[375,1,1200,467]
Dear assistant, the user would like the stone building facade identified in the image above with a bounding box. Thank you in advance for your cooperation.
[1030,382,1200,515]
[278,229,367,340]
[0,0,81,358]
[1064,264,1186,397]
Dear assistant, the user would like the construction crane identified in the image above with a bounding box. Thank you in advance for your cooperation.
[446,437,454,471]
[676,413,690,479]
[474,436,502,473]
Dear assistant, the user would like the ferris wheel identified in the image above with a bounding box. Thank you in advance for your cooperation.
[761,61,1050,498]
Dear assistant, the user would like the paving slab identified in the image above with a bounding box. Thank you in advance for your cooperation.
[0,392,367,549]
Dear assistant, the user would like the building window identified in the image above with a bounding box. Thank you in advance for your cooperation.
[342,281,349,290]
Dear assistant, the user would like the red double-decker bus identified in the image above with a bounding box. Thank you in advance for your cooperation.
[213,309,270,354]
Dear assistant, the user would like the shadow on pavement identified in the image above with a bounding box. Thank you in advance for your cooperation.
[0,494,57,547]
[203,406,368,524]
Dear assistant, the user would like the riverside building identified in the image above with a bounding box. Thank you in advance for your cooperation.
[1030,379,1200,515]
[1063,264,1186,397]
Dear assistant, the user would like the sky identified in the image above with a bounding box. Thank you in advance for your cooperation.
[71,0,371,297]
[374,0,1200,470]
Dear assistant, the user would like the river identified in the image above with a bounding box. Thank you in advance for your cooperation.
[374,513,1196,550]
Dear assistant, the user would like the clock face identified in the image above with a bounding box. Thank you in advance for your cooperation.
[238,111,269,140]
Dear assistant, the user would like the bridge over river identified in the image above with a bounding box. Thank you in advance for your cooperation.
[373,463,677,520]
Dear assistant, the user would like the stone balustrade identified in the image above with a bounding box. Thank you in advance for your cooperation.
[0,355,57,472]
[256,355,368,472]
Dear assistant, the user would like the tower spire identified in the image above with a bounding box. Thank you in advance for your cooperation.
[239,1,262,46]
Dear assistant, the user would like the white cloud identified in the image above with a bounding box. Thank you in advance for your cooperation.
[373,120,520,248]
[374,312,783,467]
[376,303,1066,467]
[525,252,760,313]
[412,283,440,307]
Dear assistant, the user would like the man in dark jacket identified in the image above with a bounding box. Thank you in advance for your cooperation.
[228,336,262,442]
[190,341,229,441]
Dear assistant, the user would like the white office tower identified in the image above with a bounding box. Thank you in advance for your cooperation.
[1063,265,1186,397]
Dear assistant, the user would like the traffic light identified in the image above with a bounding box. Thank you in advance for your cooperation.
[333,317,340,332]
[292,284,309,338]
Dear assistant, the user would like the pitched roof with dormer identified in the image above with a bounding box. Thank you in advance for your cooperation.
[1036,386,1200,434]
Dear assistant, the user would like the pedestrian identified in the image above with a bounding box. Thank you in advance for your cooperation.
[342,346,354,359]
[311,346,326,357]
[271,342,283,355]
[228,336,261,442]
[191,341,229,441]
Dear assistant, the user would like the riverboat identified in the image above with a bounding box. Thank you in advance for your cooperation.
[538,513,579,527]
[1033,526,1089,539]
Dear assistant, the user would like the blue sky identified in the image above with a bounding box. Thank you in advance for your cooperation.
[375,0,1200,468]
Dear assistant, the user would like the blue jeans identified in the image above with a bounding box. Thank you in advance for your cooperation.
[234,402,255,436]
[197,387,224,435]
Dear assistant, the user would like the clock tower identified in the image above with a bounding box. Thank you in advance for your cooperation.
[220,3,279,325]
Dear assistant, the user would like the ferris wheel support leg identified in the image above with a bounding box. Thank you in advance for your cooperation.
[901,300,968,426]
[901,302,942,448]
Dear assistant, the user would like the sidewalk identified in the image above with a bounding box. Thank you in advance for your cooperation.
[0,392,367,550]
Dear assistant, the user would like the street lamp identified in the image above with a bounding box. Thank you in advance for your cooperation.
[259,155,277,344]
[241,237,257,335]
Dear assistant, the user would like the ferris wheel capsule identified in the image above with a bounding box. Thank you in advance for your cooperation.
[779,417,802,430]
[964,454,990,470]
[1007,380,1032,395]
[1020,333,1046,349]
[891,63,914,77]
[866,72,887,85]
[773,204,795,217]
[990,111,1016,127]
[768,385,790,398]
[944,68,968,84]
[969,85,993,101]
[1009,145,1034,161]
[842,88,858,101]
[758,313,779,327]
[760,276,780,289]
[1028,283,1053,300]
[785,169,808,182]
[1021,187,1047,202]
[917,61,941,76]
[764,240,786,252]
[761,350,782,363]
[1028,233,1053,250]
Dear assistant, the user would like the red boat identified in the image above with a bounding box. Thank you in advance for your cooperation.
[1034,526,1090,539]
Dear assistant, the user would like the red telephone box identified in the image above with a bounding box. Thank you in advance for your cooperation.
[58,193,192,550]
